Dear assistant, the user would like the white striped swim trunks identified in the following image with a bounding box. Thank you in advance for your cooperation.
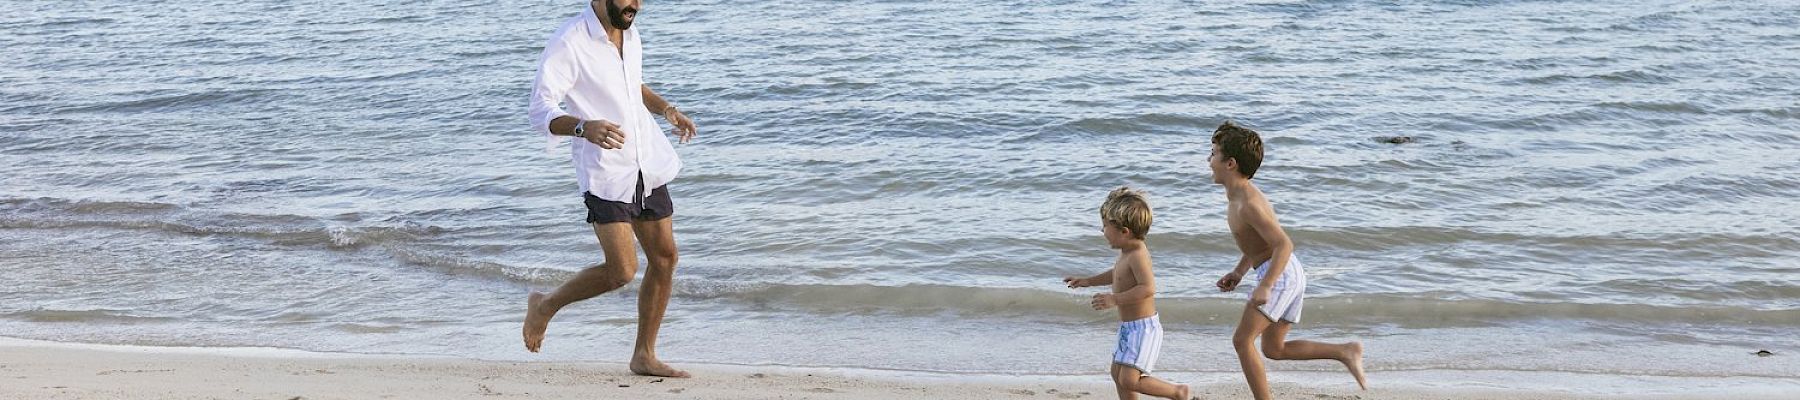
[1253,254,1308,323]
[1112,313,1163,374]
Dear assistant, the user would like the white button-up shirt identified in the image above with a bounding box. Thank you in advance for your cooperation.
[529,6,681,202]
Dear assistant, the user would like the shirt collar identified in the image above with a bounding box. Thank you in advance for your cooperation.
[580,3,634,42]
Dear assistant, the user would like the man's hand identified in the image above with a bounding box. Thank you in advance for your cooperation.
[664,107,696,143]
[1216,271,1243,292]
[1250,286,1271,307]
[1090,293,1116,310]
[1063,276,1088,289]
[583,120,627,149]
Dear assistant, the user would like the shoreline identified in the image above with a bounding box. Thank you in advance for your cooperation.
[4,337,1794,399]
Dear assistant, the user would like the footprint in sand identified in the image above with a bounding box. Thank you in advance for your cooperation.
[97,369,174,376]
[806,387,837,393]
[1008,388,1036,396]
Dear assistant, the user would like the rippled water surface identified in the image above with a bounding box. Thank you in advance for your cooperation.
[3,0,1797,378]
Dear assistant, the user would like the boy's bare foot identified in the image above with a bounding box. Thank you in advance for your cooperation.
[1344,341,1367,390]
[630,356,691,378]
[522,292,550,352]
[1173,383,1194,400]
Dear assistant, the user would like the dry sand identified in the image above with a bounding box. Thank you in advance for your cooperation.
[2,338,1790,400]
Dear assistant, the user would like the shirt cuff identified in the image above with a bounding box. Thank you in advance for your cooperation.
[540,108,571,155]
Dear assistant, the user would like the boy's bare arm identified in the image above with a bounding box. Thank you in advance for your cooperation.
[1065,267,1115,288]
[1216,254,1257,292]
[1233,254,1258,275]
[1245,202,1294,306]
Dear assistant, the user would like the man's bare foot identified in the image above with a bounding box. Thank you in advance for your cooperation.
[1344,341,1368,390]
[630,357,691,378]
[1173,383,1194,400]
[523,292,551,353]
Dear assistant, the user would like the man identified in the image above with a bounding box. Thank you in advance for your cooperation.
[522,0,698,378]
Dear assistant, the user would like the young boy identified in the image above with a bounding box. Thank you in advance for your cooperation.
[1064,187,1193,400]
[1207,122,1367,399]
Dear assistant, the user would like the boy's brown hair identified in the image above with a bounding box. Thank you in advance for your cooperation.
[1101,186,1152,240]
[1211,121,1264,179]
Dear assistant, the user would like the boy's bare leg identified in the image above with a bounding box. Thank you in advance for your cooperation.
[1109,364,1141,400]
[523,222,640,352]
[1232,303,1276,400]
[1135,374,1190,399]
[1113,363,1191,400]
[1261,321,1366,389]
[627,216,689,378]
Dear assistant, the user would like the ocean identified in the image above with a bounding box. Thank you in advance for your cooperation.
[3,0,1796,382]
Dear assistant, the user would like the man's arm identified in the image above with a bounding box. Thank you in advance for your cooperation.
[530,38,580,136]
[529,38,624,148]
[546,117,578,136]
[641,84,696,142]
[640,84,673,117]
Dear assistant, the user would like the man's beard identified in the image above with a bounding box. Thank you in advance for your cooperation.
[604,0,636,30]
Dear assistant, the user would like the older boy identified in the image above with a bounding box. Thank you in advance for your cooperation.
[1208,122,1366,399]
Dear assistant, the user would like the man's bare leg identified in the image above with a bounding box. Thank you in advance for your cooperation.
[1233,303,1276,400]
[523,222,639,352]
[1261,321,1366,390]
[627,216,688,378]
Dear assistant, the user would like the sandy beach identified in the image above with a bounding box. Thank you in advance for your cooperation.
[7,1,1800,399]
[3,338,1791,400]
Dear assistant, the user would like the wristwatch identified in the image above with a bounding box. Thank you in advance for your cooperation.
[571,119,586,138]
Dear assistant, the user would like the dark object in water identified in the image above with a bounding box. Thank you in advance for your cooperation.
[1381,136,1414,144]
[1755,349,1774,357]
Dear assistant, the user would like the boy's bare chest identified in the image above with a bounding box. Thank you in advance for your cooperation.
[1111,261,1140,292]
[1226,209,1270,255]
